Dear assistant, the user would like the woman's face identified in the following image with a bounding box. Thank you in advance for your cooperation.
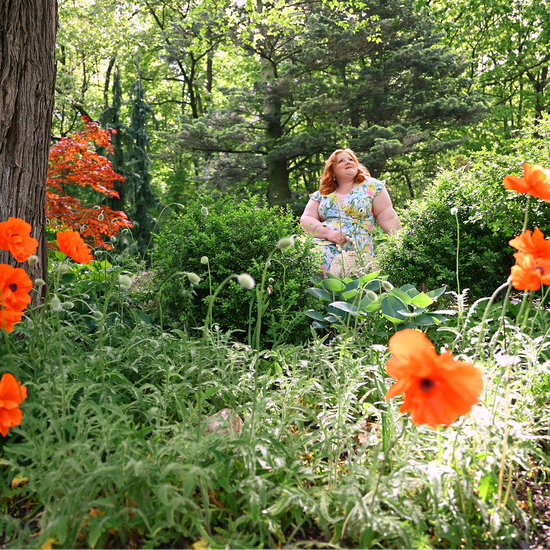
[333,152,358,183]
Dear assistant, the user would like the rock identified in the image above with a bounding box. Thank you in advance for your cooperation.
[204,408,243,436]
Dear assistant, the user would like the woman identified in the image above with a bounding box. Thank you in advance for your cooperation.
[300,149,401,276]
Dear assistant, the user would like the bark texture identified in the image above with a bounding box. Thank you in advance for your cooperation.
[0,0,57,301]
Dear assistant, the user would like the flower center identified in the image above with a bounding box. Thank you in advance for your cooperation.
[420,378,435,393]
[9,284,17,292]
[535,265,546,275]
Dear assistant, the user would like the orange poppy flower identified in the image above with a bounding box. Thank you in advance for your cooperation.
[385,329,483,428]
[0,373,28,436]
[0,218,39,263]
[56,231,93,264]
[509,228,550,258]
[0,264,32,313]
[510,253,550,291]
[0,307,23,333]
[503,163,550,201]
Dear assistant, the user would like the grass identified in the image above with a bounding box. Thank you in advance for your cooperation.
[2,254,550,549]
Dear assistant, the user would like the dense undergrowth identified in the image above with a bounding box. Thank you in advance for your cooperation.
[1,252,550,548]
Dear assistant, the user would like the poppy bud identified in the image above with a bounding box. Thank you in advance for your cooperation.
[93,310,103,320]
[187,272,200,284]
[35,278,45,287]
[63,301,75,310]
[382,281,393,291]
[201,206,209,216]
[277,236,295,250]
[201,256,209,265]
[57,263,70,275]
[28,255,39,266]
[237,273,255,289]
[119,275,132,289]
[365,290,377,302]
[98,213,104,221]
[51,296,62,312]
[93,206,100,210]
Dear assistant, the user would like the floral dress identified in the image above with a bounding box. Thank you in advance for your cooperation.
[309,177,385,275]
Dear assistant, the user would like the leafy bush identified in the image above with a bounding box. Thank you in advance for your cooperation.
[378,115,550,299]
[152,193,319,343]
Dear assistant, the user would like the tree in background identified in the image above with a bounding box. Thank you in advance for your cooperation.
[47,118,132,249]
[427,0,550,143]
[170,0,486,206]
[125,67,158,257]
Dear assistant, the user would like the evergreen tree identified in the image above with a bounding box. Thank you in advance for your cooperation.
[171,0,487,206]
[126,65,158,257]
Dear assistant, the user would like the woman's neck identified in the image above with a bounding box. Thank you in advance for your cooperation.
[336,181,354,195]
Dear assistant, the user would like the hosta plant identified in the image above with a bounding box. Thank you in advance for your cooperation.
[305,271,450,332]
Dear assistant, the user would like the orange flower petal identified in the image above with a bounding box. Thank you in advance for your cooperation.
[0,218,38,263]
[385,330,483,428]
[503,175,530,194]
[56,231,93,264]
[0,264,32,313]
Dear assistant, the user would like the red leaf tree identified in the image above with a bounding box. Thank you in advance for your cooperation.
[47,118,132,249]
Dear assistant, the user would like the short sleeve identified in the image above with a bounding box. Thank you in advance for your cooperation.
[309,190,322,202]
[365,177,385,197]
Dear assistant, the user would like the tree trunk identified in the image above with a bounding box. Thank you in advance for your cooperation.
[0,0,57,303]
[261,57,292,206]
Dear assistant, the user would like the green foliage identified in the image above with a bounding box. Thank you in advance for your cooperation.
[305,272,449,334]
[152,193,319,343]
[377,116,550,300]
[2,265,548,548]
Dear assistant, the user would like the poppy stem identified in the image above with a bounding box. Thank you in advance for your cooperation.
[521,195,531,233]
[497,365,511,510]
[528,285,550,336]
[453,210,462,331]
[476,279,510,358]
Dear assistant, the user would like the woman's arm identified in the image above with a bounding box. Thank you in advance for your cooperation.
[300,199,348,245]
[373,188,401,234]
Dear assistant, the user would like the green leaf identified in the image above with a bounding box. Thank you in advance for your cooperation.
[389,288,412,304]
[329,301,360,315]
[396,307,427,318]
[312,321,327,329]
[411,292,433,308]
[344,279,360,292]
[341,289,358,301]
[364,279,384,291]
[305,310,326,322]
[305,287,333,301]
[359,295,381,312]
[478,472,498,502]
[426,286,447,300]
[400,284,420,297]
[380,295,408,320]
[322,278,346,293]
[413,313,448,326]
[359,271,381,286]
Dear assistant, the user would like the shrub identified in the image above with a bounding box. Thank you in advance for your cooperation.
[377,115,550,300]
[152,192,319,344]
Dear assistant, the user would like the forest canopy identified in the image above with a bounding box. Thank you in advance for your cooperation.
[52,0,550,215]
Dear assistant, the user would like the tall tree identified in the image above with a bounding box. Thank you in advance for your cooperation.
[172,0,486,205]
[0,0,57,294]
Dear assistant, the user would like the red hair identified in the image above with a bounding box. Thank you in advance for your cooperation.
[318,149,370,195]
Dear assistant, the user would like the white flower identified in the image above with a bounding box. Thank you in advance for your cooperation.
[451,207,458,216]
[237,273,255,289]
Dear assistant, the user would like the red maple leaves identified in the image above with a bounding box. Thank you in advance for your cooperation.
[47,118,132,249]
